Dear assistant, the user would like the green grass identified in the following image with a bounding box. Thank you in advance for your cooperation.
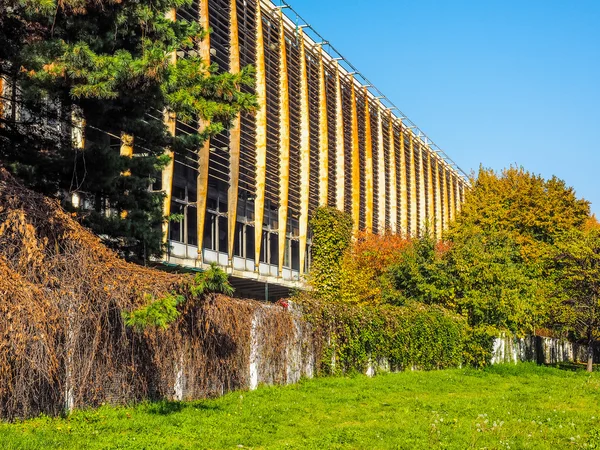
[2,363,600,449]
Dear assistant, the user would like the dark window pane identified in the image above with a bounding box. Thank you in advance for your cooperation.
[246,225,255,261]
[234,222,244,257]
[188,206,197,246]
[218,216,228,253]
[203,212,215,250]
[270,233,278,266]
[291,240,300,271]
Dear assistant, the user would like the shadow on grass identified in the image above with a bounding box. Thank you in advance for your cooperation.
[146,400,222,416]
[545,361,599,373]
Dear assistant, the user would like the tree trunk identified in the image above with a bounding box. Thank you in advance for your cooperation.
[587,333,594,373]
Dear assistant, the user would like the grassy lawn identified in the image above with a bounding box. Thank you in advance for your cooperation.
[1,363,600,449]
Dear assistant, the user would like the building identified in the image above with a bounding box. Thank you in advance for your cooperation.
[161,0,469,298]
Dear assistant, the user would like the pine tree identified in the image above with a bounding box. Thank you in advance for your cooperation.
[0,0,255,260]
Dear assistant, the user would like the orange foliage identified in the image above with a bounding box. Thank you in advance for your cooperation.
[339,232,411,305]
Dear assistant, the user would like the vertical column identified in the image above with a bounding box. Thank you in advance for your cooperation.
[227,0,242,263]
[298,30,310,275]
[442,166,449,230]
[457,181,464,212]
[435,157,442,240]
[417,142,426,234]
[335,66,345,211]
[254,1,267,271]
[318,47,328,206]
[376,108,385,233]
[363,88,373,234]
[449,172,457,222]
[427,150,434,236]
[350,77,360,234]
[196,0,211,258]
[277,12,290,275]
[162,8,177,244]
[399,125,408,235]
[387,112,397,233]
[409,134,417,237]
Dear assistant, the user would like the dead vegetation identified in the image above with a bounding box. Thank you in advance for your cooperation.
[0,170,299,420]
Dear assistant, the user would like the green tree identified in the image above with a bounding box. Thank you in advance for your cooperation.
[451,166,589,262]
[553,228,600,372]
[0,0,255,260]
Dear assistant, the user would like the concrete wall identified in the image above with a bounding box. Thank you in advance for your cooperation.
[491,334,600,365]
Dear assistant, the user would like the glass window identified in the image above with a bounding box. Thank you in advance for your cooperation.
[234,222,244,257]
[187,206,197,246]
[203,212,215,250]
[218,216,228,253]
[246,225,255,261]
[291,240,300,271]
[269,233,278,266]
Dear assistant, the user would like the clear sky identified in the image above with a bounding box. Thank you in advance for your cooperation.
[289,0,600,214]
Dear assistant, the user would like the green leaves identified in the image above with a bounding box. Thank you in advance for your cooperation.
[190,263,234,298]
[123,264,234,332]
[123,292,185,332]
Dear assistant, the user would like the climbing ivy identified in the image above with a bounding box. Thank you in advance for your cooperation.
[309,207,353,302]
[298,296,469,375]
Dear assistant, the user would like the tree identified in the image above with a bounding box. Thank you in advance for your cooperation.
[451,166,590,262]
[0,0,255,260]
[553,228,600,372]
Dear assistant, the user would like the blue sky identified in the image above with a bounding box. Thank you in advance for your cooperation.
[290,0,600,214]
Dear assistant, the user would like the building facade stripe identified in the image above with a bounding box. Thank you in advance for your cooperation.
[363,88,373,233]
[350,77,360,233]
[277,11,290,275]
[334,66,345,212]
[318,47,329,206]
[254,0,267,270]
[298,29,311,275]
[226,0,242,263]
[196,0,211,259]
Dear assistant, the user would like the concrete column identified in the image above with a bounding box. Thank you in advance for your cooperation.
[334,66,345,212]
[409,134,417,237]
[196,0,211,259]
[399,127,408,236]
[376,108,385,233]
[427,150,434,236]
[387,112,397,233]
[417,142,426,235]
[162,8,177,244]
[350,77,360,234]
[254,1,267,271]
[442,166,449,230]
[435,157,442,240]
[449,172,456,223]
[227,0,242,263]
[298,30,310,275]
[363,88,373,234]
[277,11,290,275]
[318,47,328,206]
